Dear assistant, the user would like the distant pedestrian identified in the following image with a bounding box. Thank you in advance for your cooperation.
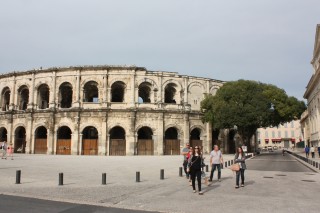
[7,143,14,160]
[187,146,204,195]
[305,146,310,158]
[1,141,8,159]
[234,147,247,189]
[181,143,190,179]
[186,147,193,184]
[318,146,320,158]
[209,145,223,182]
[310,146,315,158]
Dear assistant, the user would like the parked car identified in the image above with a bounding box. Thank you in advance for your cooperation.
[267,146,273,152]
[273,146,278,150]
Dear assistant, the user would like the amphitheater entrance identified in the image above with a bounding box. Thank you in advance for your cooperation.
[14,127,26,153]
[57,126,72,155]
[82,126,98,155]
[137,127,153,155]
[1,87,10,111]
[34,126,47,154]
[190,128,202,148]
[0,127,7,142]
[164,127,180,155]
[109,126,126,156]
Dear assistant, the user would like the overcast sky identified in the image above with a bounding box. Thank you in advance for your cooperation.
[1,0,319,100]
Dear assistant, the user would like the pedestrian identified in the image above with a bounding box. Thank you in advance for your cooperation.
[318,146,320,158]
[209,145,223,182]
[305,145,310,158]
[7,143,14,160]
[310,145,315,158]
[1,141,8,159]
[187,146,204,195]
[181,143,190,179]
[186,147,193,185]
[234,147,247,189]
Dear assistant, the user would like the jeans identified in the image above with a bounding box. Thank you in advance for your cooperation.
[209,163,221,181]
[236,169,245,186]
[190,169,202,191]
[311,152,315,158]
[183,160,189,178]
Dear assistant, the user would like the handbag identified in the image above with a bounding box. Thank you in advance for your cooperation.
[230,163,240,172]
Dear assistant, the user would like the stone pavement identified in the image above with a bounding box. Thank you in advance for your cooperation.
[0,153,319,213]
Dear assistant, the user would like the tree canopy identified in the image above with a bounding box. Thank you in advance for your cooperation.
[201,80,306,150]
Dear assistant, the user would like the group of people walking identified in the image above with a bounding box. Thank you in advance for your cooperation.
[304,145,320,158]
[181,143,247,195]
[1,141,14,160]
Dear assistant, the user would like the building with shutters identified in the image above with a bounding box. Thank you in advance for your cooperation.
[0,65,232,156]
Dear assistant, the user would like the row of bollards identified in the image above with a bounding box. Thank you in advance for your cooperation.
[286,150,320,171]
[15,169,166,185]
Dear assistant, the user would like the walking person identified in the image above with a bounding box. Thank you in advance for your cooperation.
[1,141,8,159]
[209,145,223,182]
[305,145,310,158]
[181,143,190,179]
[310,145,315,158]
[234,147,247,189]
[7,143,14,160]
[318,146,320,158]
[187,146,204,195]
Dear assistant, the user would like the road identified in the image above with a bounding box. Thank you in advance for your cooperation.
[247,150,314,172]
[0,194,159,213]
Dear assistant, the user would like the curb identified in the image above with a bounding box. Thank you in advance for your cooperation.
[286,151,319,173]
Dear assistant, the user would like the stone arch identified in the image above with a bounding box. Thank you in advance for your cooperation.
[34,126,48,154]
[109,126,126,156]
[111,81,126,102]
[187,81,205,92]
[0,127,8,142]
[137,78,158,90]
[164,126,181,155]
[82,126,98,155]
[163,80,183,104]
[1,87,11,111]
[37,84,50,109]
[210,85,220,95]
[14,126,26,153]
[56,126,72,155]
[138,82,152,103]
[17,85,29,110]
[137,126,154,155]
[188,82,205,109]
[189,127,204,149]
[83,81,99,103]
[58,82,73,108]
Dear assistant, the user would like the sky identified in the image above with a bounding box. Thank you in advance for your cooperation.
[0,0,319,100]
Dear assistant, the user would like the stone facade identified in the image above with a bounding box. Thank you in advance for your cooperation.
[303,24,320,148]
[0,66,225,155]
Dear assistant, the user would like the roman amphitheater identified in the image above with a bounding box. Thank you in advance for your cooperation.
[0,65,235,156]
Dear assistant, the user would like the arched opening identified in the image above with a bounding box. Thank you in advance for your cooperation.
[109,126,126,156]
[212,129,220,150]
[57,126,72,155]
[137,127,153,155]
[111,81,125,102]
[18,86,29,110]
[37,84,50,109]
[59,82,73,108]
[82,126,98,155]
[14,126,26,153]
[228,129,236,154]
[34,126,47,154]
[1,87,11,111]
[0,127,8,142]
[83,81,99,103]
[164,127,180,155]
[164,83,177,104]
[138,82,151,103]
[190,128,202,148]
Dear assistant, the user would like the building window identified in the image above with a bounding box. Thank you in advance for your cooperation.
[285,131,288,138]
[291,121,294,128]
[284,123,288,128]
[265,131,268,138]
[278,131,281,138]
[291,130,294,137]
[272,131,275,138]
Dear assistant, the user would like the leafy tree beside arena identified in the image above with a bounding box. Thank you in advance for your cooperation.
[201,80,306,152]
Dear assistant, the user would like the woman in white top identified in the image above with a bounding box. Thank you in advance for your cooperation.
[234,147,247,188]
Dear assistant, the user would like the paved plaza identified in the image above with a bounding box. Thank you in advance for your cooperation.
[0,152,319,213]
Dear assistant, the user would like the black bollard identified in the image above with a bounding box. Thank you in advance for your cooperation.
[16,170,21,184]
[102,173,106,185]
[224,161,227,168]
[160,169,164,180]
[59,173,63,186]
[205,165,209,172]
[179,167,183,177]
[136,171,140,182]
[316,162,318,168]
[228,161,231,166]
[231,160,234,164]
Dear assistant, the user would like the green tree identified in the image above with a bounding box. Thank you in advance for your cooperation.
[201,80,306,152]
